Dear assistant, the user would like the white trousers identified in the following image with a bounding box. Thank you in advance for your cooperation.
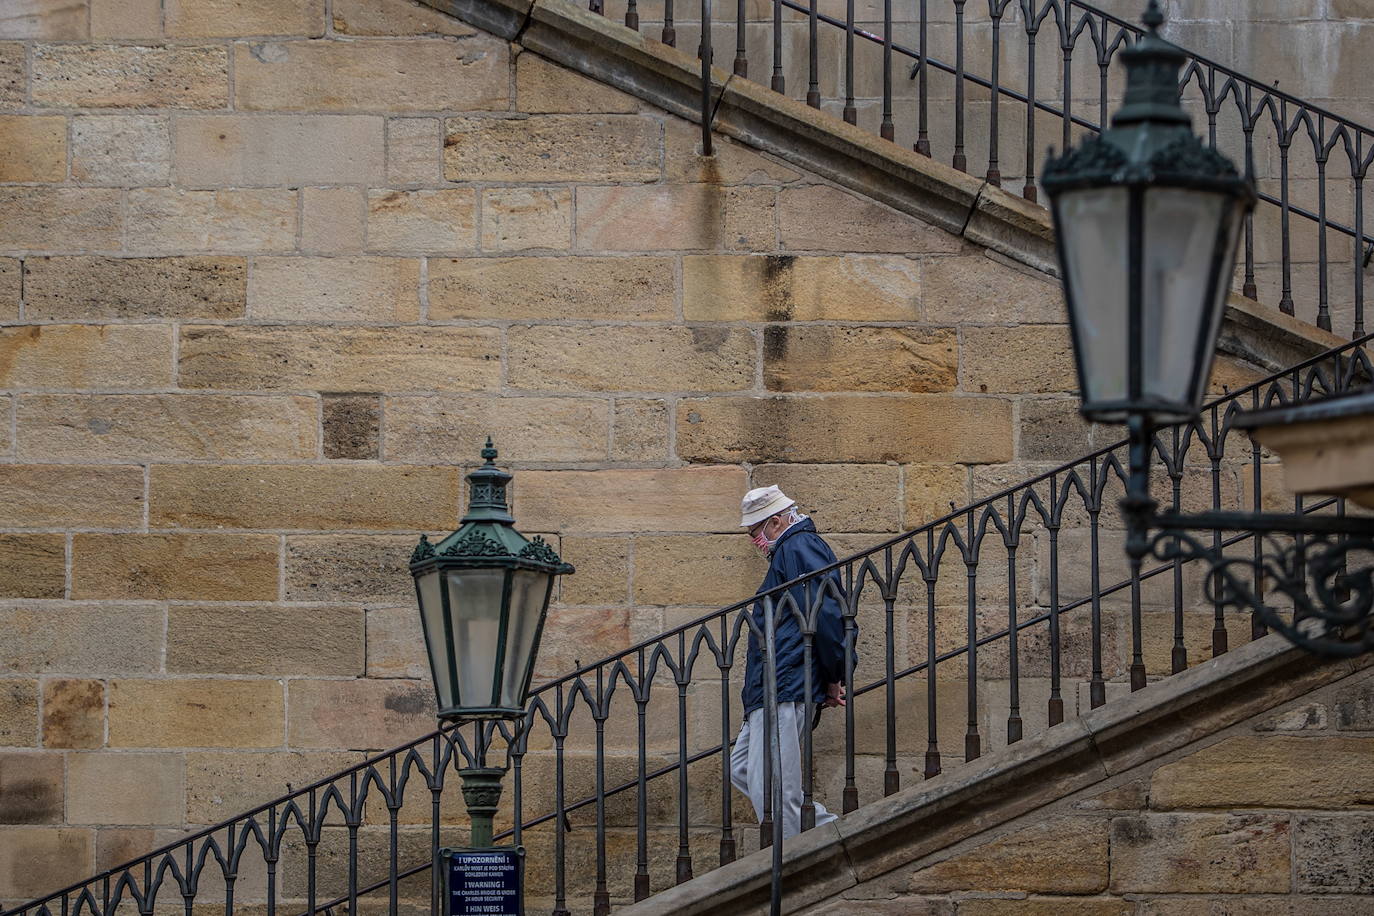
[729,702,837,840]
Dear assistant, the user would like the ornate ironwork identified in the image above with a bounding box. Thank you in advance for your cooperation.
[442,527,511,559]
[410,533,436,563]
[518,535,564,566]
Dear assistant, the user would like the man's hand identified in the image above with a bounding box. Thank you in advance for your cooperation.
[823,683,846,708]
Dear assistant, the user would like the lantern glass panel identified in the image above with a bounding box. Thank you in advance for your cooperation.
[498,569,553,709]
[1057,187,1131,410]
[416,568,454,709]
[1141,187,1231,413]
[445,567,508,708]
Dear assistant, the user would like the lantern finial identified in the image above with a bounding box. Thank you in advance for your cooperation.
[1142,0,1163,32]
[481,436,498,464]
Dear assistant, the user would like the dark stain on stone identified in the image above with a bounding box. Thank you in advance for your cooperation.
[323,394,380,460]
[761,255,796,322]
[385,687,431,717]
[1113,816,1153,846]
[689,327,730,352]
[0,778,61,825]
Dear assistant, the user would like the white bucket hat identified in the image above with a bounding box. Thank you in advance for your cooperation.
[740,485,796,528]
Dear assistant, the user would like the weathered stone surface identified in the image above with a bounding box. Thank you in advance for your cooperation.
[285,534,415,602]
[184,750,364,825]
[513,467,746,533]
[31,45,228,108]
[1151,736,1374,810]
[1331,676,1374,730]
[0,115,67,182]
[234,38,508,111]
[366,189,476,252]
[385,117,441,184]
[576,184,728,251]
[0,465,144,528]
[0,43,22,108]
[957,899,1134,916]
[174,115,384,187]
[558,536,629,605]
[0,680,39,746]
[1074,779,1150,812]
[0,751,63,823]
[907,816,1108,893]
[17,394,315,460]
[167,604,364,677]
[903,463,971,526]
[664,118,801,184]
[301,187,365,252]
[923,253,1065,324]
[322,393,380,459]
[41,679,105,749]
[763,326,958,393]
[1,603,162,675]
[1110,813,1291,893]
[0,324,171,389]
[288,678,433,750]
[481,188,573,251]
[532,605,631,680]
[778,185,961,254]
[444,115,661,182]
[332,0,476,35]
[509,326,755,393]
[364,604,426,678]
[611,398,669,461]
[23,256,246,320]
[683,254,921,321]
[0,188,121,250]
[70,115,170,185]
[150,465,461,530]
[249,256,419,322]
[72,533,279,600]
[515,51,638,114]
[126,189,297,253]
[429,256,674,320]
[89,0,161,38]
[384,395,608,463]
[165,0,325,37]
[1295,814,1374,892]
[0,827,94,899]
[108,678,284,748]
[67,752,184,825]
[723,185,778,251]
[677,396,1013,463]
[0,258,19,318]
[753,464,902,533]
[177,325,500,392]
[1019,398,1093,461]
[0,0,87,38]
[0,534,65,598]
[1254,701,1329,732]
[961,325,1077,394]
[633,535,768,606]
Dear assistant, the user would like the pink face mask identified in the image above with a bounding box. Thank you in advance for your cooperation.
[750,530,774,554]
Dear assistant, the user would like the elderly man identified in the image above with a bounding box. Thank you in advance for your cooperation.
[729,485,848,840]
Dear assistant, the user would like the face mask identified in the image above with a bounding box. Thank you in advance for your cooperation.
[750,529,777,554]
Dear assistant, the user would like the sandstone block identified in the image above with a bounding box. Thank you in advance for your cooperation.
[385,117,441,184]
[531,605,631,680]
[0,0,87,38]
[723,185,778,251]
[1295,814,1374,892]
[365,604,426,679]
[443,115,660,182]
[1333,677,1374,730]
[366,189,476,252]
[0,258,18,318]
[1151,736,1374,810]
[0,680,38,746]
[67,752,184,825]
[126,188,297,253]
[0,188,121,250]
[1019,397,1093,461]
[286,533,416,603]
[383,395,609,464]
[322,393,380,459]
[576,184,726,251]
[558,536,629,605]
[481,188,572,252]
[166,0,325,37]
[150,465,462,530]
[0,45,21,110]
[23,256,246,320]
[0,827,94,899]
[0,324,172,389]
[332,0,477,35]
[177,325,500,392]
[167,604,364,677]
[249,256,419,322]
[72,533,279,601]
[515,52,638,113]
[508,326,755,393]
[664,118,801,184]
[288,678,434,750]
[0,115,67,182]
[17,394,316,461]
[923,253,1065,324]
[907,816,1108,893]
[682,254,921,321]
[41,678,105,748]
[0,396,9,455]
[235,38,507,111]
[633,535,768,606]
[301,187,365,252]
[677,396,1013,463]
[753,464,902,533]
[108,678,284,748]
[0,750,63,823]
[174,114,384,187]
[513,467,746,533]
[32,44,227,108]
[0,534,65,598]
[957,899,1134,916]
[763,326,958,393]
[904,463,972,527]
[961,325,1077,394]
[184,750,363,825]
[611,398,669,462]
[778,185,961,254]
[0,464,144,529]
[70,115,170,185]
[89,0,161,37]
[1110,813,1290,893]
[429,256,674,320]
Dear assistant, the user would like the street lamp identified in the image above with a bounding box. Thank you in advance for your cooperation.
[1042,1,1374,659]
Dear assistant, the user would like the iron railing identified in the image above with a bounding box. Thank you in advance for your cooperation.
[649,0,1374,339]
[8,334,1371,915]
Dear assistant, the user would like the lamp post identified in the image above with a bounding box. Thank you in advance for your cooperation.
[1042,1,1374,658]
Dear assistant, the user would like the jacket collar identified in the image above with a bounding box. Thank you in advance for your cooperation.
[772,516,816,551]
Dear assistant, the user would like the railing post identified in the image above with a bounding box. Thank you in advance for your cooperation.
[762,599,784,916]
[701,0,714,157]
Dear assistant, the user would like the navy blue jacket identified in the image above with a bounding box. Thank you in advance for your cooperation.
[740,519,850,717]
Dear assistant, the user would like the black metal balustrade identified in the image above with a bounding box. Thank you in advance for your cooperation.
[7,336,1371,916]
